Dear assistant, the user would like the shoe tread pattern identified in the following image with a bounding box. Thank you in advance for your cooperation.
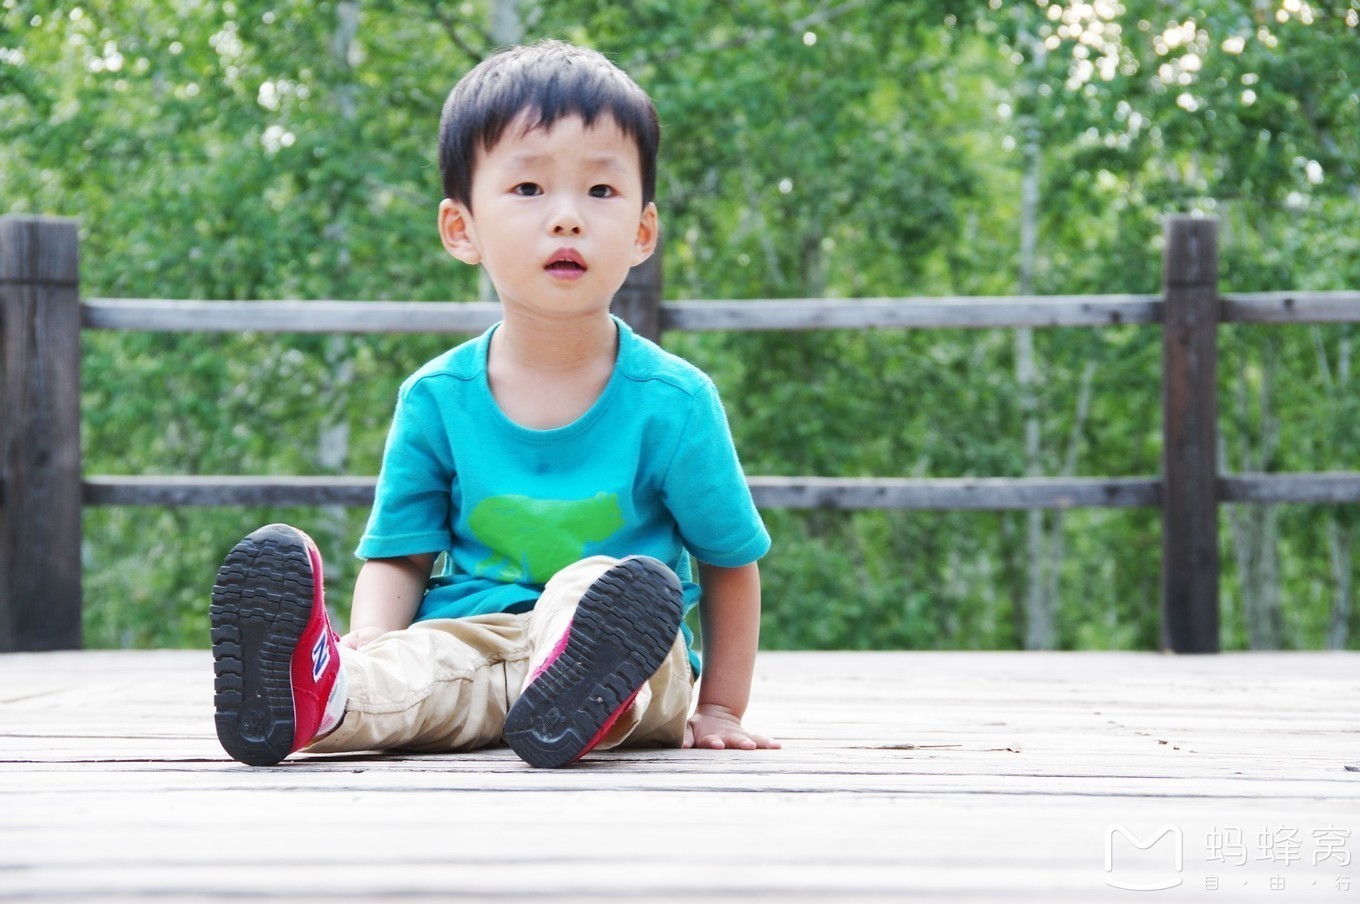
[210,525,312,767]
[505,556,683,768]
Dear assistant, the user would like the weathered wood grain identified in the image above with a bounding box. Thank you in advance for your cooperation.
[82,475,1163,510]
[1219,472,1360,504]
[0,217,82,652]
[78,290,1360,336]
[84,474,1360,511]
[747,476,1160,510]
[1160,217,1220,653]
[1,651,1356,902]
[662,295,1164,331]
[80,298,505,334]
[82,294,1166,335]
[83,475,379,507]
[1222,291,1360,324]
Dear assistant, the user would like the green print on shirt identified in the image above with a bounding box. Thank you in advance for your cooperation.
[468,491,625,584]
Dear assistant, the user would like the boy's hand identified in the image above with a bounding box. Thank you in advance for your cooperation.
[339,626,385,651]
[683,702,780,750]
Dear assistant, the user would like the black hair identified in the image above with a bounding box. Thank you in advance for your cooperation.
[438,40,660,209]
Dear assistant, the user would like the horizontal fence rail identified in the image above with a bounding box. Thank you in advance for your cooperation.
[79,290,1360,335]
[4,213,1360,654]
[81,298,506,334]
[82,295,1167,333]
[80,475,1169,511]
[1218,473,1360,505]
[1222,291,1360,324]
[80,473,1360,509]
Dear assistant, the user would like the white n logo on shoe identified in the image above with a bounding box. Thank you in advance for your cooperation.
[311,632,331,682]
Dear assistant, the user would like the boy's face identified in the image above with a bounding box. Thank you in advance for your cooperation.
[439,114,657,321]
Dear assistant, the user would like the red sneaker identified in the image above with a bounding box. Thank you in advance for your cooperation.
[505,556,684,768]
[210,523,340,766]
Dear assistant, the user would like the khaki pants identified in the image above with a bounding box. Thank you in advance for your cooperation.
[306,556,694,755]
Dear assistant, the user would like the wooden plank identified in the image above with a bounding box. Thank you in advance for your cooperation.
[82,475,1161,510]
[1223,291,1360,324]
[1160,216,1220,653]
[83,475,377,507]
[81,298,504,334]
[747,476,1160,510]
[79,472,1360,512]
[75,292,1360,335]
[82,294,1166,335]
[0,217,83,652]
[1220,472,1360,504]
[1,651,1357,902]
[662,295,1164,331]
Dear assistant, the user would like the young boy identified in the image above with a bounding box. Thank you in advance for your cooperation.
[210,40,778,768]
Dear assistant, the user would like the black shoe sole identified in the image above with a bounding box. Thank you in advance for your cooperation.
[505,556,684,769]
[210,524,314,767]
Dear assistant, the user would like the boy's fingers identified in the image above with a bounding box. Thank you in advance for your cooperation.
[726,732,778,750]
[685,716,780,751]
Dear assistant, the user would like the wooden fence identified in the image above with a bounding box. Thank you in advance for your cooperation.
[2,214,1359,654]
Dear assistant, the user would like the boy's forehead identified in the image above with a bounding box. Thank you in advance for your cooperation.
[501,110,628,144]
[480,112,640,165]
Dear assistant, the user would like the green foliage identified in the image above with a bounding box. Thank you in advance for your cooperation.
[3,0,1358,650]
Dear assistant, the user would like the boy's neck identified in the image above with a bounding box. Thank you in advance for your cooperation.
[487,309,619,430]
[492,309,618,373]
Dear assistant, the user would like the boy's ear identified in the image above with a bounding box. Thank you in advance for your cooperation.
[631,202,659,267]
[438,199,482,265]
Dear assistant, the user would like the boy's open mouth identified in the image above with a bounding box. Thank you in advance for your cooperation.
[545,248,587,277]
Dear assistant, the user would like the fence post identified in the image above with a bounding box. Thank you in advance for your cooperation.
[1160,216,1220,653]
[611,230,663,342]
[0,216,83,652]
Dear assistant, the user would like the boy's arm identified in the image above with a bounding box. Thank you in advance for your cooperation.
[340,553,436,650]
[686,561,781,750]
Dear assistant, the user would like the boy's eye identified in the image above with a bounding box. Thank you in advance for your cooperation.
[588,184,615,198]
[512,183,542,196]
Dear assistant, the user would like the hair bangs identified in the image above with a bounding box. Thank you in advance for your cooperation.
[439,41,660,209]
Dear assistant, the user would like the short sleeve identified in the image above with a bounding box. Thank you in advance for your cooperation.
[356,378,456,559]
[660,377,770,567]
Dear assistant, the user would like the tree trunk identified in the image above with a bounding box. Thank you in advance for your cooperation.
[1314,325,1354,648]
[1016,59,1052,650]
[315,0,361,589]
[1223,338,1283,649]
[1326,517,1353,649]
[1044,361,1097,628]
[1017,334,1051,650]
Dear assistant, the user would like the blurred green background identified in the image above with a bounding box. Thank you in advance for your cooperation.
[3,1,1357,650]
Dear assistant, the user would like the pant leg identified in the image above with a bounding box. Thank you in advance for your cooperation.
[305,613,530,754]
[616,628,693,748]
[524,556,694,750]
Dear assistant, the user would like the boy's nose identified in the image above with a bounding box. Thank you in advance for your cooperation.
[549,201,584,236]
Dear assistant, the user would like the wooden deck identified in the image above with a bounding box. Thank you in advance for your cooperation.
[2,650,1357,902]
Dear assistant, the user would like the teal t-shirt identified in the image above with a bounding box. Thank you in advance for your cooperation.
[356,317,770,674]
